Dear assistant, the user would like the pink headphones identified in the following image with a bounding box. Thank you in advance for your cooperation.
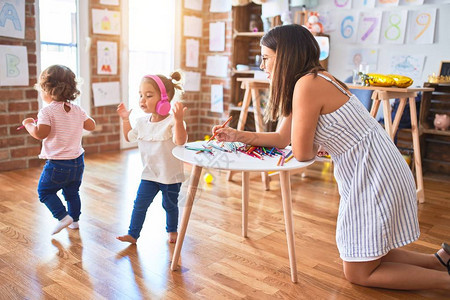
[144,75,171,116]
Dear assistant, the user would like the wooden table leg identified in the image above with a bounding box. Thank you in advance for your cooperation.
[242,171,249,237]
[279,170,298,283]
[171,165,203,271]
[408,96,425,203]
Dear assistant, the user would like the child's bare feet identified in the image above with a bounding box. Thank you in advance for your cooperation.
[168,232,178,243]
[52,215,73,235]
[116,234,137,244]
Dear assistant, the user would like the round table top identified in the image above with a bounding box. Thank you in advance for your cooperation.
[172,141,315,172]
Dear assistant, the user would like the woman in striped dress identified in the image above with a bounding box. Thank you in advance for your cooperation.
[212,24,450,290]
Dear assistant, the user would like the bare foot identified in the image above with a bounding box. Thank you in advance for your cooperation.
[168,232,178,243]
[116,234,137,244]
[52,215,73,235]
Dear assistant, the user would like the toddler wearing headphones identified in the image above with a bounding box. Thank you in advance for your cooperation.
[116,71,187,244]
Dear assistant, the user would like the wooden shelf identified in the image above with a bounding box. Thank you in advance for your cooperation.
[422,128,450,136]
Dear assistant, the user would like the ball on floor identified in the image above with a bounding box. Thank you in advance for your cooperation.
[204,173,214,184]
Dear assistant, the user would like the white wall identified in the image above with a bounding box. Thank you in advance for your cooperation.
[314,0,450,86]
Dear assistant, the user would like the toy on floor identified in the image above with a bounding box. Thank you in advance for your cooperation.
[203,173,214,184]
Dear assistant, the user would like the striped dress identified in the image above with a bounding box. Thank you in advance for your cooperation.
[313,73,420,261]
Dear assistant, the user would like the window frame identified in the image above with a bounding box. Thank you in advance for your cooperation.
[35,0,91,119]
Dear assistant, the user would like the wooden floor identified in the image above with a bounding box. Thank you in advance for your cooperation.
[0,149,449,299]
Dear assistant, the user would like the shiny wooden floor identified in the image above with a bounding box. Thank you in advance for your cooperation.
[0,148,449,299]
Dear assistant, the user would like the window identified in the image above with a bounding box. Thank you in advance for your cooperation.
[121,0,178,148]
[37,0,90,111]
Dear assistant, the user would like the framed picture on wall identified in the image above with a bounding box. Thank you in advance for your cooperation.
[439,61,450,76]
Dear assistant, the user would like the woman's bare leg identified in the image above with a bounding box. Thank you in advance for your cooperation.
[343,256,450,290]
[380,247,449,271]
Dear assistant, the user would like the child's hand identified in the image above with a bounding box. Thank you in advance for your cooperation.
[212,126,237,142]
[172,102,187,122]
[117,102,132,120]
[22,118,36,126]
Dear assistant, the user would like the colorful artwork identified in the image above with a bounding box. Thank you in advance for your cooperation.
[0,0,25,39]
[407,8,436,44]
[97,41,117,75]
[92,9,120,35]
[211,84,224,113]
[356,11,382,44]
[380,10,407,44]
[333,11,358,43]
[0,45,29,86]
[390,54,425,81]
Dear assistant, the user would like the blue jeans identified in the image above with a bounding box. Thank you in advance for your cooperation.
[37,154,84,221]
[128,180,181,240]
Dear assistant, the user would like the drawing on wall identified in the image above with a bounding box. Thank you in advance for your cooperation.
[206,56,228,78]
[186,39,199,68]
[356,11,382,44]
[92,81,121,107]
[332,0,352,9]
[210,0,231,13]
[376,0,399,8]
[184,0,203,11]
[97,41,117,75]
[0,0,25,39]
[211,84,224,113]
[380,10,407,44]
[353,0,375,9]
[0,45,29,86]
[184,71,201,92]
[183,15,202,37]
[333,11,358,43]
[92,9,121,35]
[348,48,378,72]
[390,54,425,81]
[407,8,436,44]
[209,22,225,52]
[315,36,329,61]
[399,0,424,5]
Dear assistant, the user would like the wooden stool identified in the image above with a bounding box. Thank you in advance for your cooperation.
[228,78,271,190]
[362,86,434,203]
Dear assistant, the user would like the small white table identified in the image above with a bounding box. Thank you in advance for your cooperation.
[170,141,315,283]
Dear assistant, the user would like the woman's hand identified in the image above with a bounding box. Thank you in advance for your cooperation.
[172,101,187,123]
[212,126,237,142]
[317,145,329,157]
[117,102,132,120]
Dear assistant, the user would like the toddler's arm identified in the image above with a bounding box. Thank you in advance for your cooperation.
[117,102,132,142]
[22,118,50,140]
[172,102,188,145]
[84,116,96,131]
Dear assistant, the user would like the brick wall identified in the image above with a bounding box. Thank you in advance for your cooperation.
[181,1,233,141]
[85,0,121,154]
[0,0,234,171]
[0,0,122,172]
[0,0,41,171]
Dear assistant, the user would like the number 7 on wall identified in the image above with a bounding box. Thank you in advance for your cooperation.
[357,12,382,44]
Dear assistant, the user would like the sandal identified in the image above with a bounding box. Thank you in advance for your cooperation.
[434,242,450,274]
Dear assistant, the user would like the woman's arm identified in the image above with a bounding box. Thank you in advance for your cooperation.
[290,76,322,161]
[213,114,292,148]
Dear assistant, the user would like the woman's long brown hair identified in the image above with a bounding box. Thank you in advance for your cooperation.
[261,24,332,121]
